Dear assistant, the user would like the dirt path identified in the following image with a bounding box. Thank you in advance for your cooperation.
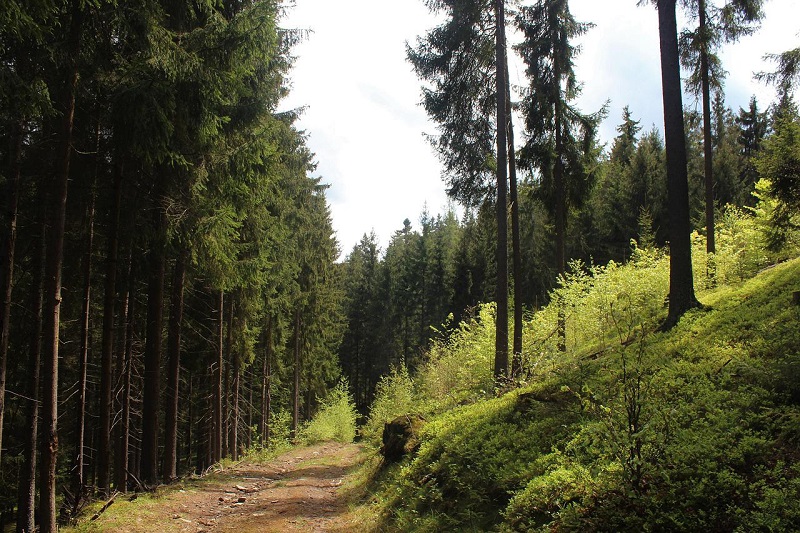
[83,442,367,533]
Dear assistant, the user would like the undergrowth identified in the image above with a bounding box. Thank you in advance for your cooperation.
[299,380,358,444]
[359,202,800,532]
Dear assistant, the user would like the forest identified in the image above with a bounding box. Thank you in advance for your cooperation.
[0,0,799,531]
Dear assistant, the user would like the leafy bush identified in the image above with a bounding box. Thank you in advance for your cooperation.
[415,304,496,413]
[362,365,415,447]
[300,380,358,444]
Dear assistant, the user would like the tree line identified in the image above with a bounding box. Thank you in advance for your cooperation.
[0,1,343,531]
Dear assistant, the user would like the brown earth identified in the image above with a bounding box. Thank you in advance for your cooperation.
[77,442,368,533]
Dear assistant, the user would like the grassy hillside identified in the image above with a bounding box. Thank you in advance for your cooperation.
[359,238,800,531]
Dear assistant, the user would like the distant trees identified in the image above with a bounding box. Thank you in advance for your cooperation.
[339,212,461,412]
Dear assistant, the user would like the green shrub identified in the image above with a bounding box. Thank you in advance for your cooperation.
[414,305,496,414]
[362,365,415,447]
[300,380,358,444]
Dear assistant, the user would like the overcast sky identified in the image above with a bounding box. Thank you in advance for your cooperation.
[280,0,798,259]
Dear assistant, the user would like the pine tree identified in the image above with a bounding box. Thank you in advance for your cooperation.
[516,0,604,349]
[679,0,764,256]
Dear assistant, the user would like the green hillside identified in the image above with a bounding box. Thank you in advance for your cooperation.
[360,250,800,532]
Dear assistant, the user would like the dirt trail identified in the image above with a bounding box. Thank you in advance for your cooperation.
[91,442,366,533]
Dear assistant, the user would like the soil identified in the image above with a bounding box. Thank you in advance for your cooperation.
[85,442,367,533]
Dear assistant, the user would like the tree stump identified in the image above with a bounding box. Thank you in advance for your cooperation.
[381,414,426,463]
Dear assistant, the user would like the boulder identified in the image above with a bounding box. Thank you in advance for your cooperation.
[381,414,426,462]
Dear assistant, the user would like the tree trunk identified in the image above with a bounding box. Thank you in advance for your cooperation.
[699,0,716,265]
[163,251,186,481]
[15,216,45,533]
[115,247,133,492]
[657,0,701,329]
[260,315,272,446]
[141,206,166,486]
[214,290,224,463]
[0,119,23,466]
[493,0,510,382]
[224,299,234,458]
[247,374,253,451]
[506,61,523,376]
[71,178,96,505]
[40,5,83,530]
[185,373,193,472]
[292,308,301,440]
[554,31,567,354]
[98,159,123,495]
[231,342,240,460]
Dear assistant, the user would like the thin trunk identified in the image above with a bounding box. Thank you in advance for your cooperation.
[40,5,83,530]
[292,308,301,439]
[163,251,186,481]
[224,299,233,458]
[141,207,166,485]
[231,346,240,460]
[185,373,193,472]
[554,29,567,353]
[506,61,523,375]
[0,120,23,465]
[15,216,46,533]
[247,374,253,451]
[72,181,96,504]
[699,0,716,262]
[493,0,510,382]
[114,247,133,492]
[121,290,134,486]
[260,316,272,446]
[657,0,701,329]
[99,159,123,495]
[214,290,223,463]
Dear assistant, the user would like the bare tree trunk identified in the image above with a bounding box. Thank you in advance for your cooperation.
[657,0,701,329]
[40,5,83,530]
[505,61,523,376]
[247,374,253,451]
[493,0,510,381]
[185,373,193,472]
[292,308,301,440]
[99,159,123,495]
[553,35,568,354]
[71,178,96,505]
[163,251,186,481]
[260,315,272,446]
[699,0,716,271]
[141,206,166,486]
[0,120,23,465]
[224,299,233,458]
[15,215,46,533]
[214,290,223,463]
[232,347,240,460]
[114,247,133,492]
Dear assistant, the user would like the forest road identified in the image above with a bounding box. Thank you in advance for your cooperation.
[97,442,365,533]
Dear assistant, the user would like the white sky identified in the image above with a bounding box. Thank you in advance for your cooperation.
[280,0,799,259]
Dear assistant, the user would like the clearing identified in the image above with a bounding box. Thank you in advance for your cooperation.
[72,442,368,533]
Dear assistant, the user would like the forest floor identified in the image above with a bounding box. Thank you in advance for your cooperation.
[70,442,371,533]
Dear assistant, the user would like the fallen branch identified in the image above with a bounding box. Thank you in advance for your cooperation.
[90,492,119,521]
